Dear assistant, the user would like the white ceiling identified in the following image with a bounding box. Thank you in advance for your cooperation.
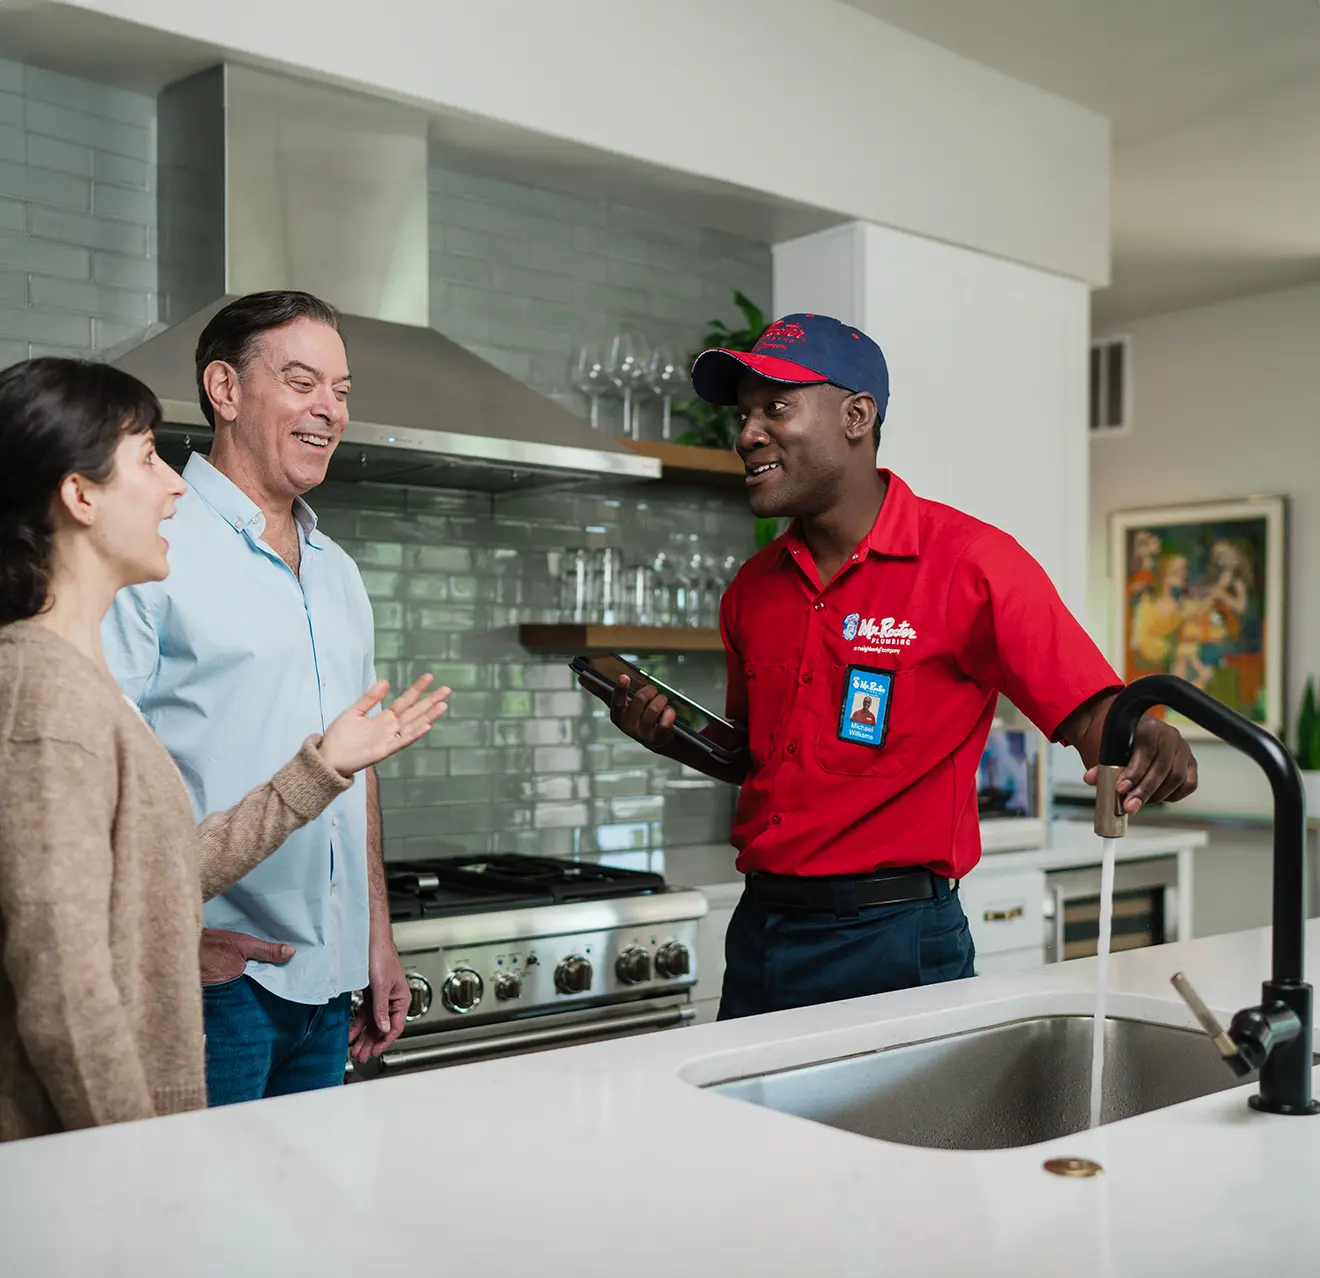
[844,0,1320,326]
[5,1,1319,325]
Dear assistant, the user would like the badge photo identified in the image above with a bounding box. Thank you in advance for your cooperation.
[837,665,894,748]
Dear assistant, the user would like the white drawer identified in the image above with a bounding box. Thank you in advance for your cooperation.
[973,944,1045,976]
[959,867,1044,957]
[693,900,736,1000]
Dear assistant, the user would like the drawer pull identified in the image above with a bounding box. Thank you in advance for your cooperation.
[984,905,1025,922]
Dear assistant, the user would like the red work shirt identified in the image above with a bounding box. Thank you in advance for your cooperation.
[720,471,1120,879]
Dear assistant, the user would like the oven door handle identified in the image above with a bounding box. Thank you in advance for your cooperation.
[378,1005,696,1072]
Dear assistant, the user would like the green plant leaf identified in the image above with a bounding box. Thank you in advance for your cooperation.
[754,517,780,549]
[1308,681,1320,772]
[1297,677,1319,769]
[734,290,766,336]
[679,287,768,452]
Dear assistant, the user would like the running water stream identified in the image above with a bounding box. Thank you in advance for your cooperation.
[1088,836,1120,1128]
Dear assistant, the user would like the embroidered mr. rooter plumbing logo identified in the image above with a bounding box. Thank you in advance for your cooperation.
[755,319,808,352]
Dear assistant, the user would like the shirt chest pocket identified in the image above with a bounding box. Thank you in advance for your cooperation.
[742,662,788,769]
[815,665,912,778]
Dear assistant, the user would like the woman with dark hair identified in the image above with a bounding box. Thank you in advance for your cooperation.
[0,357,448,1142]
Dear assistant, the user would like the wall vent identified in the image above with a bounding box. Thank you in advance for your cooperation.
[1089,336,1130,435]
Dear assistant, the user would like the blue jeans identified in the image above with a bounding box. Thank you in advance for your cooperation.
[202,976,352,1106]
[717,877,976,1020]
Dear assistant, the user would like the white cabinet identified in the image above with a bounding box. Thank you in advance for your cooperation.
[973,946,1047,976]
[958,863,1046,971]
[773,222,1090,616]
[689,887,738,1025]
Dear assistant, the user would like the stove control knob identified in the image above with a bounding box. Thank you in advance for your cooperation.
[441,968,483,1014]
[655,942,691,979]
[555,955,593,995]
[404,973,432,1021]
[615,946,652,985]
[493,972,522,1001]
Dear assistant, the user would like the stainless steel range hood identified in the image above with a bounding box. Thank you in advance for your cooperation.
[112,64,659,493]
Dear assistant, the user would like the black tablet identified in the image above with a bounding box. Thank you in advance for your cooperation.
[571,653,749,767]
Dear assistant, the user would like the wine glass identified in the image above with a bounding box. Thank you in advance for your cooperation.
[608,332,650,439]
[646,344,686,441]
[571,341,612,431]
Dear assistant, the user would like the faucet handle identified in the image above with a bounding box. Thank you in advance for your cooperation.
[1170,972,1253,1076]
[1093,764,1129,838]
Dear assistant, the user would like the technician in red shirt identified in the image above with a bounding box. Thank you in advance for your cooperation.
[593,313,1199,1020]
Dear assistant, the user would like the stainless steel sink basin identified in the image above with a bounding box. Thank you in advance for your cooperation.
[705,1015,1311,1150]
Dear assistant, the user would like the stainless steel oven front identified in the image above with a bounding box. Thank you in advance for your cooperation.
[1043,855,1180,963]
[357,994,695,1076]
[348,890,707,1078]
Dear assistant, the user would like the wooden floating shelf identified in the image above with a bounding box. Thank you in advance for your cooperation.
[519,624,723,653]
[615,438,745,487]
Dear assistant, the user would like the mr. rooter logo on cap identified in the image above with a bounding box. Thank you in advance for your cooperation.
[754,319,808,352]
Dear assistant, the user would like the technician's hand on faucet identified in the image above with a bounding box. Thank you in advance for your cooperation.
[1065,691,1199,813]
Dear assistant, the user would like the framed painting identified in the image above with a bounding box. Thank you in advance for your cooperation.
[1109,496,1287,739]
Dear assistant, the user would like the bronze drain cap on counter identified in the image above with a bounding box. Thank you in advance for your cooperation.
[1042,1157,1103,1178]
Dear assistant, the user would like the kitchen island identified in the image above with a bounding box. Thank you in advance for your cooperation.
[1,920,1315,1276]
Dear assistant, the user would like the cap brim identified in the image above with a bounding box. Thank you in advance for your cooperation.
[689,348,829,405]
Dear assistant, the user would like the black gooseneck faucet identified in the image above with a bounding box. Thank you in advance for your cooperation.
[1093,672,1318,1116]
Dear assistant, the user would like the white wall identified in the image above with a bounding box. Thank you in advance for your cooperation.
[1087,280,1320,814]
[775,222,1091,616]
[62,0,1111,284]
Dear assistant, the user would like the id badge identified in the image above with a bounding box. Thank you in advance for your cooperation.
[837,665,895,749]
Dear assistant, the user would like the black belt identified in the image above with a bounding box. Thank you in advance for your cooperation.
[744,867,952,914]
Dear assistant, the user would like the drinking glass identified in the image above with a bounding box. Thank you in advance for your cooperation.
[646,344,686,441]
[664,534,699,628]
[620,560,653,626]
[558,548,594,623]
[648,550,678,626]
[679,537,721,628]
[571,341,612,431]
[593,547,623,625]
[698,552,724,628]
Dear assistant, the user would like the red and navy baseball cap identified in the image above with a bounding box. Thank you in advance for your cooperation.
[690,313,889,421]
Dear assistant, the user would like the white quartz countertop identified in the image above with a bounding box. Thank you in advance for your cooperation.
[1,920,1315,1276]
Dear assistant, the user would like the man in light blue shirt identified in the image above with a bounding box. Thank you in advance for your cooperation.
[104,291,411,1103]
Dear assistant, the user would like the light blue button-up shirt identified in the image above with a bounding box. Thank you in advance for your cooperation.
[103,453,375,1005]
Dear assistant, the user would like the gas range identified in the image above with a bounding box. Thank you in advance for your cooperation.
[350,855,708,1077]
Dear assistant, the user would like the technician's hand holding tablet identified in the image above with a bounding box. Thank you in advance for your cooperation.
[573,653,749,785]
[610,672,675,748]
